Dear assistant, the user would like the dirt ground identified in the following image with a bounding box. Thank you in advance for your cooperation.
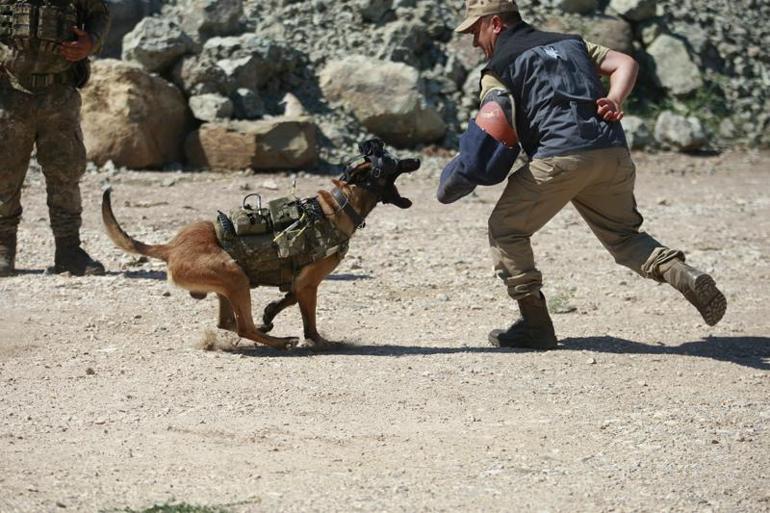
[1,149,769,513]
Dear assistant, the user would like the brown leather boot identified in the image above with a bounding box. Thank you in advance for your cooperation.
[54,236,105,276]
[0,234,16,277]
[660,259,726,326]
[489,292,558,350]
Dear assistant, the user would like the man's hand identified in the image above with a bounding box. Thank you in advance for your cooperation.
[60,27,93,62]
[596,97,624,122]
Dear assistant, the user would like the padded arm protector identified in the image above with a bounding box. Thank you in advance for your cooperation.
[437,120,521,203]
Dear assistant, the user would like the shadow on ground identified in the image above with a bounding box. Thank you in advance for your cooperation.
[226,336,770,370]
[560,336,770,370]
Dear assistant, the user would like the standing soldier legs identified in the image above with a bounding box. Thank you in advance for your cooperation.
[0,86,36,276]
[36,85,103,275]
[0,83,103,276]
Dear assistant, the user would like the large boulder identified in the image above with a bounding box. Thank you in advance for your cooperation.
[543,15,634,54]
[654,111,707,151]
[173,0,244,43]
[646,34,703,96]
[319,55,446,147]
[182,34,304,92]
[184,117,319,171]
[121,16,194,72]
[81,60,190,168]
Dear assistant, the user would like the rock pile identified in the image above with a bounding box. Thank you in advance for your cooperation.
[89,0,768,170]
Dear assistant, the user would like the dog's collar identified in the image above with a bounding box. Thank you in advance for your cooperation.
[332,188,366,230]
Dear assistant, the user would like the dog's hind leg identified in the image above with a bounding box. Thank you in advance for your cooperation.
[224,279,298,351]
[260,292,297,333]
[217,294,236,332]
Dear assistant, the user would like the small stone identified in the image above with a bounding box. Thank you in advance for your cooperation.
[85,367,96,375]
[261,180,279,190]
[587,357,597,365]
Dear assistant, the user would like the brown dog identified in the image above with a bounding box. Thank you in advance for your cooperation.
[101,140,420,350]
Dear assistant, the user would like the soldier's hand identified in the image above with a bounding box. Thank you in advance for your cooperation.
[596,97,624,122]
[60,27,93,62]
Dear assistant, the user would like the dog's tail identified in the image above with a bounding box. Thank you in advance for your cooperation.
[101,188,172,262]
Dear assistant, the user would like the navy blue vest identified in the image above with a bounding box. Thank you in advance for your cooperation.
[483,22,627,159]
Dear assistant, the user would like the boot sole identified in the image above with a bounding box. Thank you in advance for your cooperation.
[691,274,727,326]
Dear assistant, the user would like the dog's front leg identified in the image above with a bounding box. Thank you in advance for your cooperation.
[260,292,297,333]
[296,286,339,350]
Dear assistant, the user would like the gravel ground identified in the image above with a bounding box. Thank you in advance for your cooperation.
[1,150,769,513]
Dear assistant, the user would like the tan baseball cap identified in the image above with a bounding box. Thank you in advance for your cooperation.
[455,0,519,33]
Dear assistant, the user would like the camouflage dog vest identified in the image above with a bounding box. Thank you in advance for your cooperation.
[214,194,350,291]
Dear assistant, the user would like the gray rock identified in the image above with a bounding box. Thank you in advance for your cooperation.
[171,55,234,96]
[189,93,234,121]
[646,34,703,96]
[102,0,162,58]
[637,18,665,46]
[232,88,266,120]
[319,55,446,147]
[621,115,653,149]
[356,0,393,22]
[609,0,657,21]
[121,17,194,72]
[175,0,244,43]
[541,15,634,54]
[378,20,431,67]
[542,0,598,14]
[654,110,707,151]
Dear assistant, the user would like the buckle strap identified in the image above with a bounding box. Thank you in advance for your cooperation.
[11,69,73,90]
[332,188,366,229]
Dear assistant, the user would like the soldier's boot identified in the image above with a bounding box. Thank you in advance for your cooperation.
[488,292,558,350]
[0,234,17,277]
[54,236,105,276]
[659,259,726,326]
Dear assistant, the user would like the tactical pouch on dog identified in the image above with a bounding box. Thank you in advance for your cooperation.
[215,193,350,291]
[231,194,271,236]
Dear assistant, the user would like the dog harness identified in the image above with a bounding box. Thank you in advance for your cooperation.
[214,191,356,292]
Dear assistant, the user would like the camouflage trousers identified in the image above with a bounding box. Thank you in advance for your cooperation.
[0,76,86,240]
[489,146,684,300]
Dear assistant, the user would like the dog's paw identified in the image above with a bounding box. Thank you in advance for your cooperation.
[257,322,274,334]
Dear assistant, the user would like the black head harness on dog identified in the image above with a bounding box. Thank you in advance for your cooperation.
[337,139,421,217]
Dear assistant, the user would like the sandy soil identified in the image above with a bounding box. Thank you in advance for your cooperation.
[1,149,769,513]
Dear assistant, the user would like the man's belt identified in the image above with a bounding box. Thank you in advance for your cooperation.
[5,69,74,90]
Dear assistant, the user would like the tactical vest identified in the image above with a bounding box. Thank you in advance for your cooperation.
[214,195,350,292]
[0,0,77,45]
[483,22,627,159]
